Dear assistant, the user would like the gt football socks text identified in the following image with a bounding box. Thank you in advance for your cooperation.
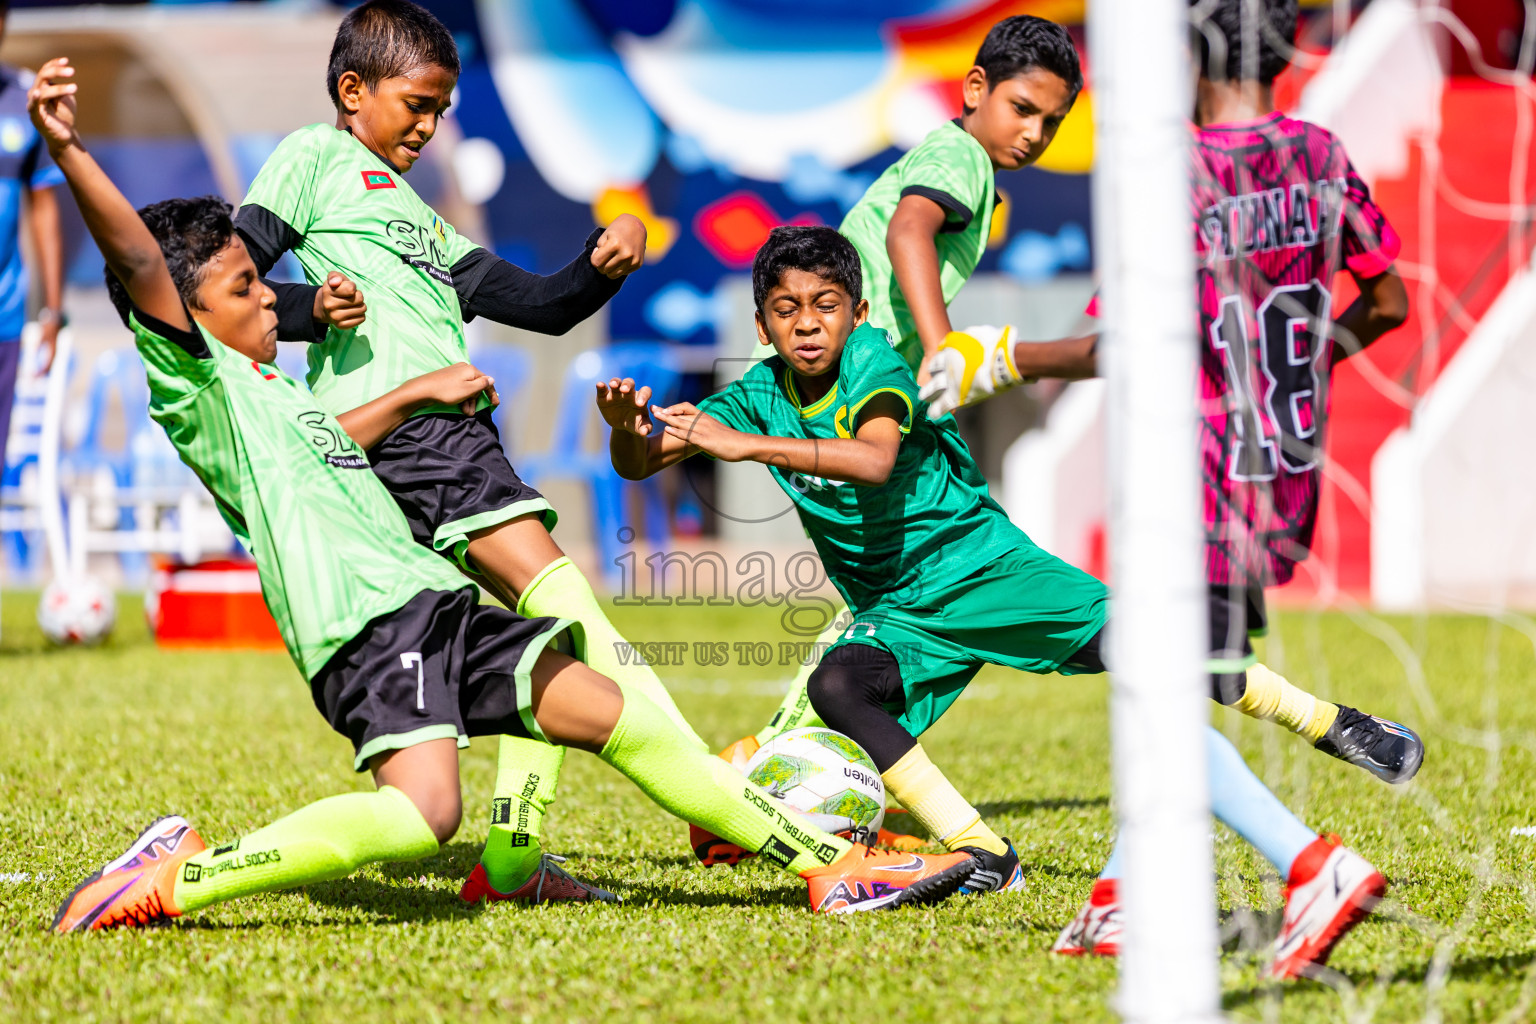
[599,683,853,874]
[1232,662,1340,744]
[882,744,1008,857]
[1096,729,1316,885]
[172,786,438,914]
[520,557,707,751]
[480,736,565,891]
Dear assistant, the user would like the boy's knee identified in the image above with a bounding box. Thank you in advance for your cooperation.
[806,660,857,721]
[418,792,462,845]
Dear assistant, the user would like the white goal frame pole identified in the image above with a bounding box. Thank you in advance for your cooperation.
[1089,1,1222,1022]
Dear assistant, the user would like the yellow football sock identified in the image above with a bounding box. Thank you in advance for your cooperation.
[881,744,1007,857]
[1232,662,1339,744]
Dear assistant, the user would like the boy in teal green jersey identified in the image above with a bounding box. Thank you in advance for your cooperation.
[743,15,1083,751]
[234,0,710,903]
[599,226,1109,892]
[37,60,976,931]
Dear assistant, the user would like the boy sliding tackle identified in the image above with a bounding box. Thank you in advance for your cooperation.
[37,60,977,930]
[603,227,1390,975]
[233,0,707,903]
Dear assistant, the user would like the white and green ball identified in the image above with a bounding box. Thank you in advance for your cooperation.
[744,727,885,841]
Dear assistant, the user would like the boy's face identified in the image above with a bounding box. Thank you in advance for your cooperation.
[754,269,868,378]
[190,236,279,365]
[335,65,456,173]
[962,66,1076,172]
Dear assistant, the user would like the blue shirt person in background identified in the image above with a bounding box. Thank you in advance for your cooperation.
[0,1,67,473]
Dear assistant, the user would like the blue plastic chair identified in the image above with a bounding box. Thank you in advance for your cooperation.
[464,343,532,455]
[518,342,682,589]
[1,344,73,578]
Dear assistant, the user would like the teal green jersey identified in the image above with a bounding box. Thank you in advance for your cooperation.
[697,323,1022,611]
[130,308,471,679]
[238,124,482,416]
[838,120,996,372]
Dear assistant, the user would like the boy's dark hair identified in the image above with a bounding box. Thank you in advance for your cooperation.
[104,196,234,327]
[326,0,460,107]
[970,16,1083,107]
[1190,0,1297,86]
[752,226,863,311]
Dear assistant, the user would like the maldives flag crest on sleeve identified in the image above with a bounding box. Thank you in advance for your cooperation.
[361,170,395,190]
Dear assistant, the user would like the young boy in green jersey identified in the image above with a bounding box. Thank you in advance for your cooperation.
[599,227,1388,972]
[35,60,978,931]
[232,0,709,903]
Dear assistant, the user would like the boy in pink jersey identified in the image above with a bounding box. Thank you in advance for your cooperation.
[925,0,1413,974]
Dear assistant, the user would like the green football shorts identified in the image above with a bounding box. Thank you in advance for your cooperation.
[828,544,1109,737]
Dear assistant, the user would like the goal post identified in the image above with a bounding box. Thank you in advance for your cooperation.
[1088,0,1223,1021]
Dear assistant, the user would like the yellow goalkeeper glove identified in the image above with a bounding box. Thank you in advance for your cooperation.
[918,325,1030,420]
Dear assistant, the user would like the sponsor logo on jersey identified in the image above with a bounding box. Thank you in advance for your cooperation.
[0,118,26,154]
[361,170,396,190]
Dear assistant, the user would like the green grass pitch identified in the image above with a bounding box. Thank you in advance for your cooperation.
[3,591,1535,1022]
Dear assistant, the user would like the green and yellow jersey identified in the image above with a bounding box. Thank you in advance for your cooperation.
[838,120,996,372]
[697,323,1022,612]
[131,308,470,679]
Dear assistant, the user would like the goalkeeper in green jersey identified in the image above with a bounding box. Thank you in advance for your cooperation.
[231,0,709,903]
[37,59,979,932]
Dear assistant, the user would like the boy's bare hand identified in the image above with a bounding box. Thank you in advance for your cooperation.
[415,362,497,416]
[591,214,646,279]
[596,376,654,435]
[27,58,79,154]
[651,402,756,462]
[313,272,367,330]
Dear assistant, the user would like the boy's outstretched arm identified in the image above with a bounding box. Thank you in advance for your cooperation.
[1332,265,1408,361]
[335,362,498,451]
[599,377,695,480]
[651,395,905,487]
[27,58,185,330]
[451,215,646,336]
[887,195,954,382]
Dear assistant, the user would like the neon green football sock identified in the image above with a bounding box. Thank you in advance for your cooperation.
[600,684,853,874]
[479,736,565,891]
[172,785,438,915]
[520,557,707,751]
[753,616,843,745]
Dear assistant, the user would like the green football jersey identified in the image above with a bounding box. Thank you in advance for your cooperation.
[839,120,996,372]
[697,323,1023,612]
[130,308,471,680]
[239,123,482,416]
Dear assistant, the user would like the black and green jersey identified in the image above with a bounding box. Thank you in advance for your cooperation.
[838,120,996,372]
[235,123,621,419]
[696,323,1023,612]
[130,308,470,679]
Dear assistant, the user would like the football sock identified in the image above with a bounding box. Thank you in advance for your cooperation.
[599,683,853,874]
[881,744,1008,857]
[1205,726,1316,877]
[1096,728,1315,883]
[520,557,706,751]
[172,785,438,914]
[753,616,844,745]
[1232,662,1340,744]
[479,736,565,891]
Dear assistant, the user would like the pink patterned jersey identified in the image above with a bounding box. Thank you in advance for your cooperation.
[1192,112,1399,586]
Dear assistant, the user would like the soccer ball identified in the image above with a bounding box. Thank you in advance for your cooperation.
[37,576,116,646]
[745,727,886,842]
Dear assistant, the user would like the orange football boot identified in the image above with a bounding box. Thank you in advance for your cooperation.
[53,816,206,933]
[459,854,619,904]
[801,844,976,913]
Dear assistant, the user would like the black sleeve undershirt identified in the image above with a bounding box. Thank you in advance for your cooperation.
[132,305,211,359]
[234,204,325,344]
[450,228,623,334]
